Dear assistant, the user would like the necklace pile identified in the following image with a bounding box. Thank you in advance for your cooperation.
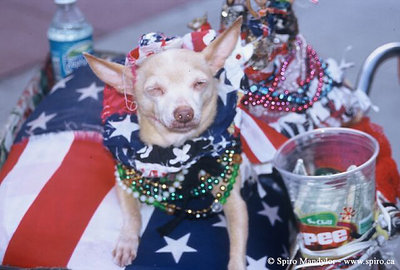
[242,40,334,113]
[116,148,241,219]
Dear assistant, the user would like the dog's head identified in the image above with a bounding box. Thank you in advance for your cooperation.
[85,18,242,147]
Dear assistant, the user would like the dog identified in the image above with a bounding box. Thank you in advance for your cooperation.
[84,18,248,270]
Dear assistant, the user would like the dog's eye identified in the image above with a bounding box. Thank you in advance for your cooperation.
[193,80,208,91]
[146,87,164,96]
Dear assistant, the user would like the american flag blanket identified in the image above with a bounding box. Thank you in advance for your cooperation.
[0,63,293,269]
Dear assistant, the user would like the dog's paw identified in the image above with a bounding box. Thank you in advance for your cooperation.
[228,258,246,270]
[112,234,139,267]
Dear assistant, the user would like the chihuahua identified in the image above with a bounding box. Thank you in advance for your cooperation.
[84,18,248,270]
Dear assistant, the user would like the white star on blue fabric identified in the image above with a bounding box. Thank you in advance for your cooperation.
[51,75,73,93]
[170,144,191,165]
[258,201,282,226]
[156,233,197,263]
[108,115,139,142]
[257,181,267,199]
[212,214,227,228]
[218,71,237,106]
[247,256,270,270]
[76,82,103,101]
[27,112,57,132]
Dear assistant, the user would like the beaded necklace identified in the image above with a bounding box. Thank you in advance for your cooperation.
[116,148,241,219]
[242,40,335,113]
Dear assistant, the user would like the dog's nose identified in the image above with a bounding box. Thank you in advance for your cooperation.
[173,106,194,123]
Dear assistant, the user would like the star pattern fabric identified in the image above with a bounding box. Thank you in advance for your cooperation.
[15,65,105,142]
[50,74,73,93]
[156,233,197,263]
[247,256,270,270]
[76,82,103,101]
[108,115,139,141]
[26,112,57,132]
[258,201,282,226]
[218,77,237,106]
[212,214,227,228]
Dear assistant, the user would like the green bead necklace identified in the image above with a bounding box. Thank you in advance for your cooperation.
[115,148,241,219]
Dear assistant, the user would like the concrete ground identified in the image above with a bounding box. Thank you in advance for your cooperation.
[0,0,399,165]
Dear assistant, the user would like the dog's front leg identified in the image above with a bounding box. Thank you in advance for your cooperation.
[223,174,248,270]
[113,184,142,267]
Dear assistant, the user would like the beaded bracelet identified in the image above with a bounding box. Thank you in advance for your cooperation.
[115,148,241,219]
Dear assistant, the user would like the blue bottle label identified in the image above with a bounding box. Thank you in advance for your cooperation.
[49,35,93,80]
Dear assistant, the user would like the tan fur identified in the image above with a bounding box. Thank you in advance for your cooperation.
[84,17,247,269]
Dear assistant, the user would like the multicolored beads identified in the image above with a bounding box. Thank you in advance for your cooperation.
[242,41,334,112]
[115,148,241,219]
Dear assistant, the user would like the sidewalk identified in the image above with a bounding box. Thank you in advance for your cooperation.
[0,0,399,164]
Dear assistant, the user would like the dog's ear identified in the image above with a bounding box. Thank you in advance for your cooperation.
[83,53,134,93]
[201,16,242,74]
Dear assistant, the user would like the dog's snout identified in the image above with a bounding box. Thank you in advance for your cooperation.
[173,106,194,123]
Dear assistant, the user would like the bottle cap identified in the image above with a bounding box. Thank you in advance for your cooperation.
[54,0,76,4]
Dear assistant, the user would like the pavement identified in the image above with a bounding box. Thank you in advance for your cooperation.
[0,0,399,164]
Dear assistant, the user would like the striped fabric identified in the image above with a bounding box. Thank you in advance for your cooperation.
[0,132,120,269]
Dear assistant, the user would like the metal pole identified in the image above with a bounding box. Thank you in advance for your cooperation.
[356,42,400,95]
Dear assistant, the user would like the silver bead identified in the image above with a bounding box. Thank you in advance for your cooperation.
[211,201,223,213]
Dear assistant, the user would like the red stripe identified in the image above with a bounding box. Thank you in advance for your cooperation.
[240,105,288,149]
[240,135,261,164]
[3,138,116,267]
[0,140,28,185]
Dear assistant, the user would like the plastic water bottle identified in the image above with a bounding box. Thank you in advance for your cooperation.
[48,0,94,80]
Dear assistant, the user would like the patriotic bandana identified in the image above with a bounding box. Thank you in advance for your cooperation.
[103,30,245,178]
